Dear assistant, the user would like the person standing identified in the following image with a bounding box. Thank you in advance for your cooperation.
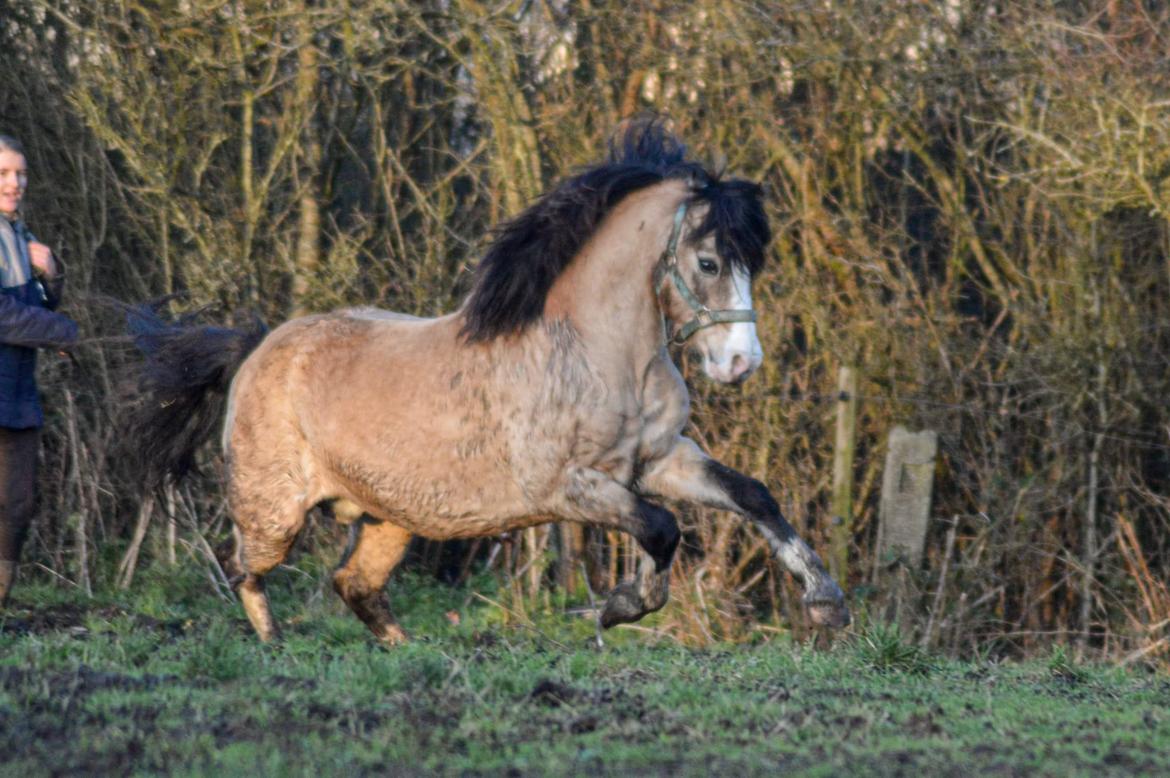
[0,135,78,605]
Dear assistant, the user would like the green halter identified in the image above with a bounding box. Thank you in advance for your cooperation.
[654,203,757,346]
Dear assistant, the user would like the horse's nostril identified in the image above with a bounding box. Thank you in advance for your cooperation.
[730,354,750,380]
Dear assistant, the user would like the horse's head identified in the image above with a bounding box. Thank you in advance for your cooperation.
[656,193,768,384]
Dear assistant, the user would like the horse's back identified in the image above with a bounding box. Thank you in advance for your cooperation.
[231,306,464,423]
[240,306,449,369]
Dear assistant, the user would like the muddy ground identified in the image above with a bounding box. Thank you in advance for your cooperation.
[3,595,1169,776]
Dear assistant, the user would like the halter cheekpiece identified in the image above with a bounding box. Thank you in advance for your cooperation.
[654,202,757,345]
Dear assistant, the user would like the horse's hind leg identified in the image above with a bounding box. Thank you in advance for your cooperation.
[224,502,306,642]
[332,517,412,646]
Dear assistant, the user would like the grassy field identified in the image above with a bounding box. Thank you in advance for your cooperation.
[2,563,1168,777]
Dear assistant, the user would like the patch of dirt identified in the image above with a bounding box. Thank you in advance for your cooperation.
[5,675,404,768]
[0,603,188,641]
[0,664,179,695]
[1102,742,1157,772]
[521,677,678,740]
[529,678,577,706]
[904,707,946,737]
[569,713,599,734]
[0,602,92,634]
[0,664,195,775]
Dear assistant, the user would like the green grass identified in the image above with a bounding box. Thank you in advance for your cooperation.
[1,564,1168,776]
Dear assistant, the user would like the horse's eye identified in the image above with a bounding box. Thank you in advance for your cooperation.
[698,257,719,276]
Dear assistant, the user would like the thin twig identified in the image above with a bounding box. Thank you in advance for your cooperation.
[579,560,604,649]
[117,494,155,590]
[30,562,81,590]
[1120,638,1169,667]
[922,515,958,649]
[177,537,233,602]
[469,591,568,649]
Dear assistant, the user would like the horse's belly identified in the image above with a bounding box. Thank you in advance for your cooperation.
[327,445,530,529]
[397,511,558,541]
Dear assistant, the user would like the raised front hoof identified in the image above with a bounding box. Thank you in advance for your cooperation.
[599,582,646,629]
[803,596,851,629]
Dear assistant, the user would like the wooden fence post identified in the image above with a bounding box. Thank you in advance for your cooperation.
[874,425,939,571]
[875,425,935,563]
[829,365,859,584]
[874,425,938,629]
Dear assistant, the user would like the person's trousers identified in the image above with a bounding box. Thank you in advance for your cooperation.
[0,427,40,563]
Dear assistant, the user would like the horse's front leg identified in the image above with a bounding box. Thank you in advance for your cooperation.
[639,437,850,628]
[554,468,680,628]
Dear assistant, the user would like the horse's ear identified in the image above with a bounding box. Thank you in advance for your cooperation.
[608,115,686,170]
[758,176,776,202]
[710,150,728,179]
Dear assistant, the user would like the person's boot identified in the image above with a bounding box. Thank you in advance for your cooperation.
[0,560,15,606]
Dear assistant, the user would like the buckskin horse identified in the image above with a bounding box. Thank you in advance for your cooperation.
[127,122,849,644]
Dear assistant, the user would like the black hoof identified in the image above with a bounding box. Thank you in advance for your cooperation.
[801,577,850,629]
[599,582,646,629]
[804,599,851,627]
[803,597,851,629]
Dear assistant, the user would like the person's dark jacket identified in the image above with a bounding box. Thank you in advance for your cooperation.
[0,220,79,429]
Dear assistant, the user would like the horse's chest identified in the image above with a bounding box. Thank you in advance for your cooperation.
[634,372,690,462]
[578,358,689,483]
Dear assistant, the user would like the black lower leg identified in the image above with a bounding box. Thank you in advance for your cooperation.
[632,500,680,572]
[705,460,797,543]
[705,460,850,627]
[600,500,679,629]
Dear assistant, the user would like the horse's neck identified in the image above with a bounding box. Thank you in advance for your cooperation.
[544,194,676,380]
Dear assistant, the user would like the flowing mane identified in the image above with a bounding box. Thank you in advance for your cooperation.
[460,122,772,343]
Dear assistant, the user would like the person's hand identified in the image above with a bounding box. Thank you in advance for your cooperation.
[28,241,57,278]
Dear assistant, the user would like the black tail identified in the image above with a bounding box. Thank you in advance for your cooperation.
[123,302,267,489]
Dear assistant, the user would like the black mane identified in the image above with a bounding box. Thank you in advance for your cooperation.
[460,121,771,342]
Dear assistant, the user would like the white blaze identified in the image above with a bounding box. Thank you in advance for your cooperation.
[703,266,762,383]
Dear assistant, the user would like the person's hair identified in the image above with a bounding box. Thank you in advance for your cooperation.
[0,135,26,156]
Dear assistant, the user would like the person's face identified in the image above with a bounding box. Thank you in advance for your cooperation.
[0,149,29,218]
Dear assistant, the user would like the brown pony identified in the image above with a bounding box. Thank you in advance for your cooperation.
[127,123,849,644]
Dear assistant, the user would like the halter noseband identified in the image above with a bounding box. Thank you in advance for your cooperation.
[654,202,757,346]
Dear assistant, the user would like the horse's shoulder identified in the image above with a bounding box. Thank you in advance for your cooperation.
[635,353,690,444]
[642,353,688,406]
